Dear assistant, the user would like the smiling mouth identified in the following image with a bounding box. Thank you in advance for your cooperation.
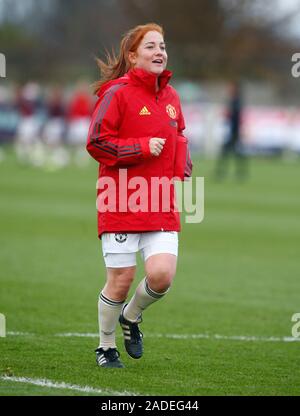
[152,60,163,64]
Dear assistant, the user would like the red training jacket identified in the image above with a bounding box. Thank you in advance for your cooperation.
[86,68,192,237]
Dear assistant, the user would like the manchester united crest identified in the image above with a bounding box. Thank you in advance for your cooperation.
[114,233,128,243]
[166,104,177,119]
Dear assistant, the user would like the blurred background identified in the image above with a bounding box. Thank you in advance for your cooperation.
[1,0,300,396]
[1,0,300,165]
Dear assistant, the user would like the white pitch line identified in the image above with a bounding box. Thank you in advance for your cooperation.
[55,332,98,338]
[7,330,300,343]
[0,376,138,396]
[164,333,300,342]
[54,332,300,343]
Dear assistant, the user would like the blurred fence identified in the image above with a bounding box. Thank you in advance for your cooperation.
[1,81,300,166]
[184,103,300,156]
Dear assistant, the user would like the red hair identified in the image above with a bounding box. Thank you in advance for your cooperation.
[93,23,164,94]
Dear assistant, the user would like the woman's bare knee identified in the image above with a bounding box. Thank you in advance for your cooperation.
[145,254,177,292]
[104,266,136,300]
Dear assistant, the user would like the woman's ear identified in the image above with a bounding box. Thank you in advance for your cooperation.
[128,51,136,66]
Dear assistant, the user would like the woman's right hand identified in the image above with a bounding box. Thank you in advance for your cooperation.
[149,138,166,156]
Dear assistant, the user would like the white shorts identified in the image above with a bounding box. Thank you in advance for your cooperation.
[101,231,178,268]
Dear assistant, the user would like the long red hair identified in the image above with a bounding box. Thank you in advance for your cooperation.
[93,23,164,95]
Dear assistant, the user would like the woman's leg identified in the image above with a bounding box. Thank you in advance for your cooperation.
[98,265,136,350]
[118,254,177,359]
[122,254,177,323]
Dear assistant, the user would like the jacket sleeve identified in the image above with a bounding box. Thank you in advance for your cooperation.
[174,104,193,180]
[86,88,152,166]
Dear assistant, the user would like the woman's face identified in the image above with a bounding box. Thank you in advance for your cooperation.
[129,30,168,75]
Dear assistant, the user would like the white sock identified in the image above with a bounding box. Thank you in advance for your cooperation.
[123,277,169,323]
[98,292,125,350]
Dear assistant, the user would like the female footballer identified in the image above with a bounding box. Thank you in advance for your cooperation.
[86,23,192,368]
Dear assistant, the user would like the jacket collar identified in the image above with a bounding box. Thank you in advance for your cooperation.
[96,68,172,98]
[127,68,172,93]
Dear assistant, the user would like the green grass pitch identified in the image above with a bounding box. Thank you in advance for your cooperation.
[0,149,300,396]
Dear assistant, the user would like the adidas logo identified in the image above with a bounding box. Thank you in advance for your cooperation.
[139,106,151,115]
